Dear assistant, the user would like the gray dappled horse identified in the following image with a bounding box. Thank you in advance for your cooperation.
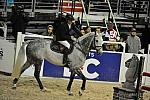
[12,32,103,95]
[122,54,140,90]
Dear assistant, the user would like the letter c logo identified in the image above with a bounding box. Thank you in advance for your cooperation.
[82,58,100,79]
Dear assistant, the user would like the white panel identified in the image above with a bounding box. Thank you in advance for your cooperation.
[0,39,15,73]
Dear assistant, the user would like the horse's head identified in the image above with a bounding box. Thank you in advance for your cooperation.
[125,54,139,68]
[77,32,103,54]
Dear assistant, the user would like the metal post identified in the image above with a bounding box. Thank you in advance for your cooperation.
[135,56,145,100]
[137,0,141,19]
[60,0,63,16]
[3,0,7,17]
[71,0,75,15]
[123,0,125,17]
[148,0,150,17]
[80,0,89,26]
[108,0,111,19]
[116,0,121,15]
[31,0,36,17]
[133,1,136,25]
[106,0,120,36]
[3,22,7,39]
[14,32,24,65]
[71,0,73,15]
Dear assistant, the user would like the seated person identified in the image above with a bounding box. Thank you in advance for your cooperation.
[104,21,120,51]
[42,25,54,36]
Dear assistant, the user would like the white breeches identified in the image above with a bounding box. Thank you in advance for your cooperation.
[58,40,70,49]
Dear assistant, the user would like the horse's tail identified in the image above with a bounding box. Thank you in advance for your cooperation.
[12,42,28,78]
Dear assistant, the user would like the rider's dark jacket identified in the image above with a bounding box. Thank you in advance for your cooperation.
[55,21,71,41]
[55,21,82,42]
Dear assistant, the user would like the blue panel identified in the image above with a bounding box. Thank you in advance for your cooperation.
[43,51,122,82]
[87,51,121,82]
[43,60,64,78]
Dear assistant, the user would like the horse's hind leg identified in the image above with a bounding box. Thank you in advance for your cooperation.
[12,60,31,89]
[33,60,44,90]
[67,69,75,96]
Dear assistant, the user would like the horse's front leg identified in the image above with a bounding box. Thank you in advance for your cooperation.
[67,69,75,96]
[76,69,86,96]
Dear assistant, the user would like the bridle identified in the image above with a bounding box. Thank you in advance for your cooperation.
[93,32,102,52]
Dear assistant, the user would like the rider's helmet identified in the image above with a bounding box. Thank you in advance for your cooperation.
[65,14,74,21]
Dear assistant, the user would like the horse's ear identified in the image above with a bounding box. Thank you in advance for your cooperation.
[125,58,132,68]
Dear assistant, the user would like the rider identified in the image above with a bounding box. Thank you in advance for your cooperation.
[55,14,80,65]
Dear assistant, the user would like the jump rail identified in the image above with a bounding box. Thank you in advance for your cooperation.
[142,72,150,77]
[141,72,150,91]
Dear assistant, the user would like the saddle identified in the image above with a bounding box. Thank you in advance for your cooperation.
[50,41,74,54]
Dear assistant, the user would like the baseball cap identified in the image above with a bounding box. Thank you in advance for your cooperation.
[132,28,136,32]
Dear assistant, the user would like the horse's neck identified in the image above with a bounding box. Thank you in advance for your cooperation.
[77,32,95,54]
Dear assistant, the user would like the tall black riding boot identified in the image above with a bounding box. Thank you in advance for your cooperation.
[63,53,68,64]
[63,47,70,65]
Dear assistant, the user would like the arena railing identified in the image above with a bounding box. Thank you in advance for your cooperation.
[0,0,59,17]
[117,0,149,18]
[14,32,53,64]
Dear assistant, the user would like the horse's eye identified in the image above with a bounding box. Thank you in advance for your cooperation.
[96,40,98,42]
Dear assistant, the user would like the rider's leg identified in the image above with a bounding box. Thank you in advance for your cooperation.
[63,47,70,64]
[58,41,70,49]
[58,41,70,64]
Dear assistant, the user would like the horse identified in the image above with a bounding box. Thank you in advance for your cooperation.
[11,32,103,96]
[122,54,140,90]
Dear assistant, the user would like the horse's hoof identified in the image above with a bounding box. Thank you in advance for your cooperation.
[67,91,73,96]
[12,86,16,89]
[79,91,82,96]
[79,90,84,96]
[41,87,51,92]
[12,84,16,89]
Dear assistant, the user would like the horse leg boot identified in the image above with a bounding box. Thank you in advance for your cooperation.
[67,70,75,96]
[12,78,18,89]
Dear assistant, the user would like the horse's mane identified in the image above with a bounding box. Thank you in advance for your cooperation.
[77,32,95,54]
[78,32,95,42]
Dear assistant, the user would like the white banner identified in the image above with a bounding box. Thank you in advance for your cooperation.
[0,39,15,73]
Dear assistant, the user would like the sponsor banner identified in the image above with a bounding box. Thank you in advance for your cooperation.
[0,39,15,73]
[43,51,122,82]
